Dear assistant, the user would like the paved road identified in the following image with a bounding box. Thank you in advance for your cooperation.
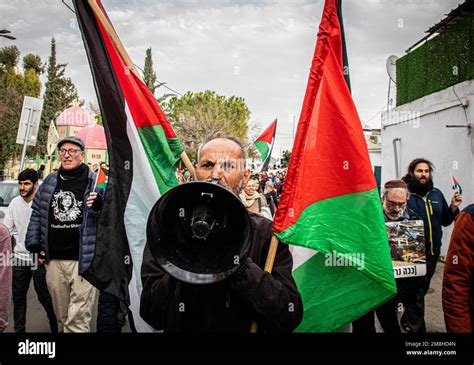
[4,263,446,333]
[424,261,447,333]
[4,285,131,333]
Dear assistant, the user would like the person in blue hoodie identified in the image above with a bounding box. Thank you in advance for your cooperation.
[402,158,462,331]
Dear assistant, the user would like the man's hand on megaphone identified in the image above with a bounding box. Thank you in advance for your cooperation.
[230,257,253,284]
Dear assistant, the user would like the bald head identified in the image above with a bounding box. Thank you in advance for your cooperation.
[197,137,247,162]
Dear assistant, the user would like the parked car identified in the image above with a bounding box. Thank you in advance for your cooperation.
[0,179,43,224]
[0,180,19,224]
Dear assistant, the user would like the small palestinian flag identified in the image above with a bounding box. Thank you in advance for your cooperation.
[254,119,277,172]
[94,167,108,190]
[451,174,462,195]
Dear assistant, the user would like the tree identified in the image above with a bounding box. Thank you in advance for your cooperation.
[281,149,292,168]
[0,46,43,171]
[0,46,20,69]
[166,90,251,159]
[143,47,157,95]
[87,101,103,126]
[23,54,44,75]
[142,47,174,106]
[36,38,79,155]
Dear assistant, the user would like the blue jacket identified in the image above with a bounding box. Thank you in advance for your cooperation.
[407,183,458,257]
[26,168,102,274]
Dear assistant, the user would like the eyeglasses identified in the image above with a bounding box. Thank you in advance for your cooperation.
[386,200,407,209]
[59,148,81,156]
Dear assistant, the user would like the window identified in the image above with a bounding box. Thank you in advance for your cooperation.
[369,135,379,144]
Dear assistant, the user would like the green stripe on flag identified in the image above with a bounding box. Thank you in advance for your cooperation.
[97,182,107,189]
[255,140,270,162]
[137,125,183,193]
[276,188,396,332]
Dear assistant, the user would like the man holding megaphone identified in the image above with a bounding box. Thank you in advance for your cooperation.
[140,135,303,333]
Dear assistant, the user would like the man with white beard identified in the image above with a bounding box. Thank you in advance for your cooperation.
[353,179,419,333]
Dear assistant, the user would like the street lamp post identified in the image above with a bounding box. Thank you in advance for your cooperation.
[0,29,16,40]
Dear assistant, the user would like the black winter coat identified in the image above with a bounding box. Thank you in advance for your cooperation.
[140,212,303,333]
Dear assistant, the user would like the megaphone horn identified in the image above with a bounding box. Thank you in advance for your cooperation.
[146,182,252,284]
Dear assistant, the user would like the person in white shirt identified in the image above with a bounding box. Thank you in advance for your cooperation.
[4,169,57,332]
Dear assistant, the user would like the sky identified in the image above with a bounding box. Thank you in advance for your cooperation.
[1,0,464,156]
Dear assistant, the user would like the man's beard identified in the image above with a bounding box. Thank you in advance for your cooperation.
[412,176,434,195]
[204,178,243,196]
[384,209,403,221]
[20,186,34,198]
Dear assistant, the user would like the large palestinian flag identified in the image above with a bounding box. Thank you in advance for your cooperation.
[73,0,183,331]
[273,0,396,332]
[254,119,277,172]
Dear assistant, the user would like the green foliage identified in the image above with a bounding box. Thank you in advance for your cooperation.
[36,38,79,155]
[281,149,291,168]
[142,47,174,106]
[94,114,103,127]
[143,47,157,95]
[397,13,473,106]
[166,90,251,159]
[23,54,45,75]
[0,46,20,69]
[0,46,43,170]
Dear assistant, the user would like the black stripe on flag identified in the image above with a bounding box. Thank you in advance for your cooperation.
[73,0,133,303]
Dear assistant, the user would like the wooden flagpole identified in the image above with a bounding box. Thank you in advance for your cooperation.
[249,234,280,333]
[87,0,196,178]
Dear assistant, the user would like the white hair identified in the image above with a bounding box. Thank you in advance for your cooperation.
[381,187,409,200]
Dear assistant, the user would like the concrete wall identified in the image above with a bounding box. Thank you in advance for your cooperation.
[369,150,382,168]
[381,79,473,256]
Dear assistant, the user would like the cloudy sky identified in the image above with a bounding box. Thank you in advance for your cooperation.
[1,0,463,154]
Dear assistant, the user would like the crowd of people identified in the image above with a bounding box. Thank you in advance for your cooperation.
[0,134,472,334]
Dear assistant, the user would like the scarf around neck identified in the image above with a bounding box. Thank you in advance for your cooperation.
[59,163,88,181]
[239,191,262,208]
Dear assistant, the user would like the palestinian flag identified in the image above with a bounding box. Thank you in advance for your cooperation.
[254,119,277,172]
[273,0,396,332]
[94,167,108,190]
[450,174,462,195]
[73,0,183,331]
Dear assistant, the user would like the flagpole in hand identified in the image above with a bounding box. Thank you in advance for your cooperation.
[87,0,196,178]
[250,235,280,333]
[88,0,138,77]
